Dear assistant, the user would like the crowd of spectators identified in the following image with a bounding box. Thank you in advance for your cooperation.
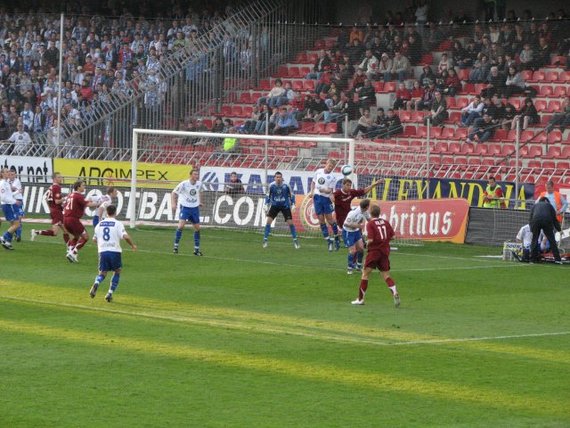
[0,6,241,155]
[205,6,569,143]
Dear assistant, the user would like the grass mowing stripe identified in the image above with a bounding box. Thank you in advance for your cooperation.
[2,291,569,365]
[0,318,567,417]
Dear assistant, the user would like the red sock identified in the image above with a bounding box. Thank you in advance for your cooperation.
[39,230,55,236]
[76,237,88,250]
[385,277,395,288]
[68,239,77,248]
[358,279,369,300]
[63,233,70,244]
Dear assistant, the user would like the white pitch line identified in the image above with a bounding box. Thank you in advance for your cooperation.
[2,295,568,348]
[389,331,570,346]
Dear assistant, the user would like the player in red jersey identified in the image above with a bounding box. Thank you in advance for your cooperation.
[63,180,97,263]
[351,204,400,307]
[30,172,70,244]
[333,177,382,246]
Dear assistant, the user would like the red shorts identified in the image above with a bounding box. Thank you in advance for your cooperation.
[364,250,391,272]
[63,217,85,237]
[50,208,64,226]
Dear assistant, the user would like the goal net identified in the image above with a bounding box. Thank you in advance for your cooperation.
[119,128,425,246]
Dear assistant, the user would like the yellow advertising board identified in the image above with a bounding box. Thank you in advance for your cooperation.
[54,159,192,189]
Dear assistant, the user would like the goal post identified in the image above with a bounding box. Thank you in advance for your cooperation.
[128,128,424,246]
[129,128,355,228]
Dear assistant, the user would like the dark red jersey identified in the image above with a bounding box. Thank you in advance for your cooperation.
[333,188,366,228]
[45,183,62,210]
[63,191,88,219]
[366,217,395,254]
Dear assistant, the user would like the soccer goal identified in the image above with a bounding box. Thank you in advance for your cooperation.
[127,128,424,246]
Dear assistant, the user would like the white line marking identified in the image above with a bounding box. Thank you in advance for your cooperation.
[2,295,568,347]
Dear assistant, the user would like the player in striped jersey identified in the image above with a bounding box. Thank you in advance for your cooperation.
[0,167,20,250]
[8,170,24,242]
[262,171,299,249]
[91,187,118,227]
[309,159,341,252]
[90,204,137,302]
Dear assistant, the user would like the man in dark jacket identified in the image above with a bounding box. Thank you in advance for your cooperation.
[529,197,562,263]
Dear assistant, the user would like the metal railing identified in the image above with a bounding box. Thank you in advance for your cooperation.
[26,0,328,155]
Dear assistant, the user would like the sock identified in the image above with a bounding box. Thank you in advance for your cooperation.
[357,251,363,265]
[194,231,200,249]
[358,279,369,300]
[347,253,354,268]
[63,233,70,244]
[68,239,77,251]
[3,231,13,242]
[320,223,329,239]
[289,224,297,240]
[92,215,100,228]
[386,277,397,295]
[76,236,88,250]
[39,230,55,236]
[110,273,120,292]
[331,222,339,236]
[264,224,271,240]
[16,224,22,238]
[174,228,183,244]
[94,274,105,285]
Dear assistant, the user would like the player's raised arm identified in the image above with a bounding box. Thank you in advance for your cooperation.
[364,178,384,194]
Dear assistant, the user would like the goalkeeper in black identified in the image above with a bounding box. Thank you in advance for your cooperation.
[529,197,562,263]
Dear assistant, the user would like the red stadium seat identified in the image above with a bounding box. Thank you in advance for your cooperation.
[288,66,301,78]
[553,86,567,97]
[557,71,570,83]
[303,80,316,91]
[292,80,304,91]
[528,70,545,83]
[221,105,232,116]
[325,123,337,133]
[402,125,416,137]
[277,65,289,78]
[238,92,252,104]
[440,127,455,140]
[520,70,533,81]
[372,81,384,92]
[416,126,428,138]
[539,85,553,97]
[541,160,556,169]
[380,82,396,93]
[486,143,502,156]
[461,142,475,154]
[454,128,468,141]
[546,100,562,113]
[448,142,462,154]
[551,56,567,67]
[462,83,475,94]
[231,105,243,117]
[547,130,562,144]
[398,111,412,122]
[534,99,547,112]
[432,141,448,154]
[544,71,559,83]
[544,146,562,159]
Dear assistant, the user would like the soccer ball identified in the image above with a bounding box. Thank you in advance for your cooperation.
[341,165,353,176]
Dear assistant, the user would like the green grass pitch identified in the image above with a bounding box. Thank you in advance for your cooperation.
[1,223,569,427]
